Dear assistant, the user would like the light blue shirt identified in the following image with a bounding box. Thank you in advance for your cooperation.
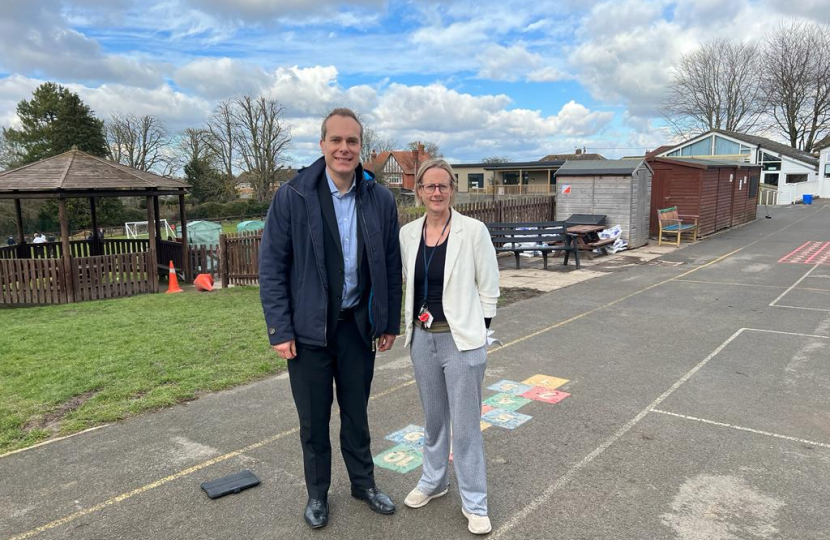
[326,170,359,309]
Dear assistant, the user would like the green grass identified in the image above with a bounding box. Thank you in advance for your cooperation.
[0,287,284,454]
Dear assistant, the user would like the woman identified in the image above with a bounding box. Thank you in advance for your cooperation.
[399,159,499,534]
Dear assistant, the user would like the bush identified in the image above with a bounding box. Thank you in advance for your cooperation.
[187,200,270,221]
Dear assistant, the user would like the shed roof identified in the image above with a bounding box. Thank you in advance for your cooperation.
[555,159,649,176]
[0,149,189,197]
[649,157,762,169]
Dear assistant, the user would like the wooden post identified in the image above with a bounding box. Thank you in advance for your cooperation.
[58,198,75,303]
[14,198,26,258]
[219,234,229,289]
[89,196,99,256]
[153,196,162,242]
[178,194,190,281]
[146,195,158,293]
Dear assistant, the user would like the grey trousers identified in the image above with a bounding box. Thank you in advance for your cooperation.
[410,326,488,515]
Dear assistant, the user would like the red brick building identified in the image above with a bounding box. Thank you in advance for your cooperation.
[365,143,430,191]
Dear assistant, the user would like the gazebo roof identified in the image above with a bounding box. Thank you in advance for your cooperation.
[0,149,189,199]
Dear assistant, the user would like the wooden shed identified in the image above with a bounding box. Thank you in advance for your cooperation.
[646,157,760,237]
[554,159,653,248]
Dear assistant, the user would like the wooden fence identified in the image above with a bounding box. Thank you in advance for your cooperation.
[0,251,155,305]
[220,232,261,288]
[399,196,555,226]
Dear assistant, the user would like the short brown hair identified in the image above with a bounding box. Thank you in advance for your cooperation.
[321,108,363,142]
[414,158,457,206]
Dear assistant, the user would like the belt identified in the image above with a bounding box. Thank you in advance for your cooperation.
[414,318,451,333]
[338,308,356,321]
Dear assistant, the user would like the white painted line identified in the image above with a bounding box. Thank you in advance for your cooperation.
[652,409,830,450]
[673,279,785,289]
[0,425,111,459]
[768,304,830,313]
[769,264,820,307]
[490,328,746,539]
[743,328,830,339]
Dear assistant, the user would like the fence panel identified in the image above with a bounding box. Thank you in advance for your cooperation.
[0,257,67,305]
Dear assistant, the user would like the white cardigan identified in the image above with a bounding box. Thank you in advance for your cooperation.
[400,209,500,351]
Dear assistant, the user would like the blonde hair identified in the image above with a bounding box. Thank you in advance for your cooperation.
[414,158,457,206]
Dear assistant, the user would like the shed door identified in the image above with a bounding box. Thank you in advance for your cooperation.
[650,170,672,236]
[715,169,733,231]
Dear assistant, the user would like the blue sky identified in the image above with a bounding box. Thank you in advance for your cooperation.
[0,0,826,167]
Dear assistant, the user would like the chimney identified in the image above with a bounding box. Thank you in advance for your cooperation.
[418,142,425,154]
[413,143,421,178]
[575,147,582,155]
[371,150,377,161]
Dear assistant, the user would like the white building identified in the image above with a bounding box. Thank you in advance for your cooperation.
[657,129,822,204]
[814,136,830,199]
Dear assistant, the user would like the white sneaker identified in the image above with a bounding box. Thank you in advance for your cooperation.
[462,508,492,534]
[404,486,449,508]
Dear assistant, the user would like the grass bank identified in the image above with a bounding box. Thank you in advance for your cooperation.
[0,287,282,454]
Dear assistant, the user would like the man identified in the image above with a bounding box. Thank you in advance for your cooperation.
[32,233,47,244]
[259,108,402,529]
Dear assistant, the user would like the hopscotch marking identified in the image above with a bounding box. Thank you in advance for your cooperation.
[770,264,830,312]
[779,241,830,264]
[374,374,571,473]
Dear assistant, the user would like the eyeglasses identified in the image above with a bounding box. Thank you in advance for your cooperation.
[418,183,452,194]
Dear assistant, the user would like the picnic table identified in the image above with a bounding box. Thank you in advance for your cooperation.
[566,224,614,258]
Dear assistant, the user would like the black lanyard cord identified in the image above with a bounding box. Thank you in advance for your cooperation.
[421,213,452,307]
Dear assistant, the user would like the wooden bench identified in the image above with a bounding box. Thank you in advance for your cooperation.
[657,207,698,246]
[564,214,615,257]
[487,221,580,270]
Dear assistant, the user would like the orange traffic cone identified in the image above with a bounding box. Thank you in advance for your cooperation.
[166,261,183,294]
[194,273,214,292]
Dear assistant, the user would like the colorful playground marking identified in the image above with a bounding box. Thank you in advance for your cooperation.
[779,241,830,264]
[522,374,569,389]
[481,409,533,430]
[374,444,423,473]
[385,424,425,449]
[483,393,532,412]
[375,374,570,473]
[487,380,534,395]
[521,387,571,404]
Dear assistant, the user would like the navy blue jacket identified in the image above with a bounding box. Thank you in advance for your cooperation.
[259,157,402,347]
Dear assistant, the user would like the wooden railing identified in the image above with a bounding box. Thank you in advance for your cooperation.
[485,184,553,195]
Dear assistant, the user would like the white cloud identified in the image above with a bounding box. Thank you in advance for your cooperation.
[476,44,542,82]
[761,0,830,24]
[175,58,271,99]
[184,0,386,22]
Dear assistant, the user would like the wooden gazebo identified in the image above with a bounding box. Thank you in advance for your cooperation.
[0,149,190,305]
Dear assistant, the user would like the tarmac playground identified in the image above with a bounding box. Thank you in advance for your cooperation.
[1,200,828,540]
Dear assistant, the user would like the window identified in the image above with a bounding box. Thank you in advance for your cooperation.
[749,175,760,198]
[503,172,520,185]
[786,174,807,184]
[714,136,740,155]
[760,152,781,171]
[740,145,751,154]
[668,150,679,157]
[681,136,712,156]
[386,174,402,185]
[468,173,484,189]
[764,173,779,186]
[824,164,830,178]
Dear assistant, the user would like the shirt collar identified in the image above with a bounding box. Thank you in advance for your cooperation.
[325,169,356,197]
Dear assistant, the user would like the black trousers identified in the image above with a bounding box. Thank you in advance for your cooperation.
[288,316,376,499]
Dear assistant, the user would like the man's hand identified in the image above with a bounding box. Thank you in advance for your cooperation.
[273,339,297,360]
[377,334,397,352]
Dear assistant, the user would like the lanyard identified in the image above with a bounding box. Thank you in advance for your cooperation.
[421,213,452,306]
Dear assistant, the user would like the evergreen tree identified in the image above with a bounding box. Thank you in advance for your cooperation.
[3,82,108,165]
[184,157,225,203]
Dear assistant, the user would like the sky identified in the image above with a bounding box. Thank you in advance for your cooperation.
[0,0,827,168]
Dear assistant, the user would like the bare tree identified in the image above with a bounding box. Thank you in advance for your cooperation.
[360,125,397,164]
[231,96,292,202]
[106,114,173,172]
[407,140,442,158]
[763,21,830,151]
[482,156,509,163]
[661,38,765,138]
[177,128,215,165]
[205,100,237,200]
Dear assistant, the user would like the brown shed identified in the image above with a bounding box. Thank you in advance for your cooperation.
[647,157,760,237]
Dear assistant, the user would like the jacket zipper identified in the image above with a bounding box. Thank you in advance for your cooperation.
[288,184,328,346]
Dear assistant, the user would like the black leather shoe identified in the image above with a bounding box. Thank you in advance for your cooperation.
[304,498,329,529]
[351,485,396,515]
